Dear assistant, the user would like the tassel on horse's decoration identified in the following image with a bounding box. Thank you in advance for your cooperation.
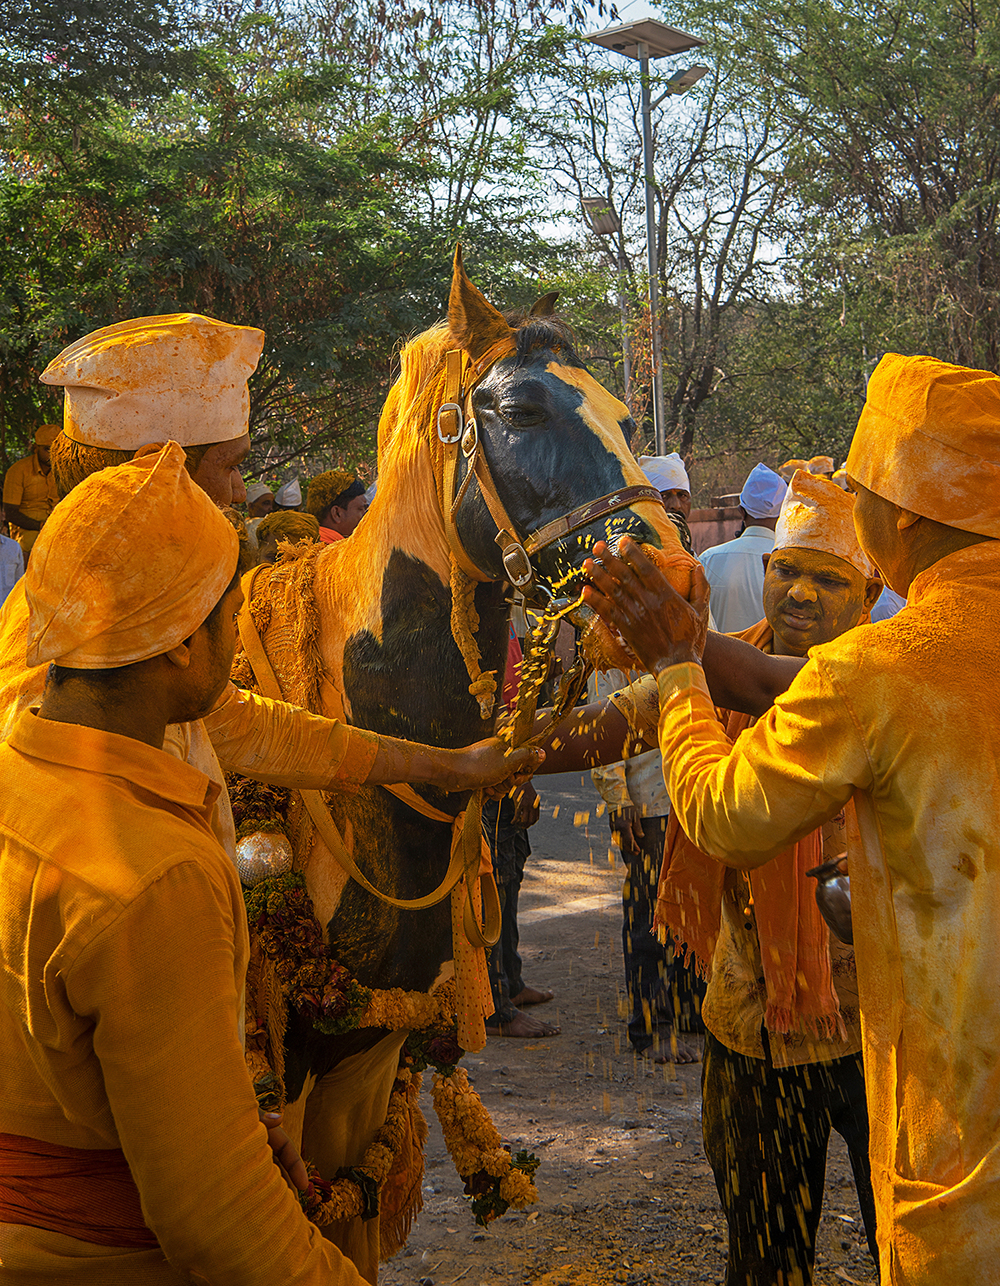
[449,556,497,719]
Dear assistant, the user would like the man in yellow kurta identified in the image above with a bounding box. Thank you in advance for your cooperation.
[583,353,1000,1285]
[3,424,59,558]
[0,442,366,1283]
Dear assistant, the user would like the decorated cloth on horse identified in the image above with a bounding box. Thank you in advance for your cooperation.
[0,444,365,1285]
[226,248,697,1281]
[655,354,1000,1284]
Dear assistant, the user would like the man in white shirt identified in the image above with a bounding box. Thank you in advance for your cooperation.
[0,512,24,608]
[699,464,786,633]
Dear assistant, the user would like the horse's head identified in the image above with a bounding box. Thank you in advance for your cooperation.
[444,248,694,606]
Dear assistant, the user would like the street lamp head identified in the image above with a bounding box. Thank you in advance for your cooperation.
[581,196,621,236]
[585,18,704,61]
[665,65,711,93]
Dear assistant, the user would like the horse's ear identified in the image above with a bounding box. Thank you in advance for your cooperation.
[448,244,512,360]
[529,292,559,317]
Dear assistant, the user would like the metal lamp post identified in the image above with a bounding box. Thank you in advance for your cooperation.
[586,19,709,454]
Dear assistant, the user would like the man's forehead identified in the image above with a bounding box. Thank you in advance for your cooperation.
[770,547,855,579]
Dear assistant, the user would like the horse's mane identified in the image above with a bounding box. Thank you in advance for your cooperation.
[376,313,584,476]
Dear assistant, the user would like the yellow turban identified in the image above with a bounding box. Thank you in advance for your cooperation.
[806,455,835,474]
[39,313,264,452]
[779,458,807,482]
[848,353,1000,537]
[255,511,320,546]
[305,469,358,520]
[774,470,875,578]
[34,424,59,447]
[25,441,239,669]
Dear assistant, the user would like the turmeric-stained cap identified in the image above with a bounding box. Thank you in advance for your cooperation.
[775,470,875,578]
[39,313,264,451]
[778,458,807,482]
[848,353,1000,537]
[806,455,835,474]
[34,424,59,447]
[25,441,239,669]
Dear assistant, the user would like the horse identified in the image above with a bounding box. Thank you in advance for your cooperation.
[232,248,695,1278]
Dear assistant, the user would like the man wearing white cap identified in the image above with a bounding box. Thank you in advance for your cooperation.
[639,452,693,552]
[588,452,701,1062]
[697,463,787,633]
[274,477,302,510]
[584,352,1000,1283]
[245,481,276,547]
[656,470,882,1285]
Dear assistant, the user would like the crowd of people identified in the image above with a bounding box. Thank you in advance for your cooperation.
[0,307,994,1286]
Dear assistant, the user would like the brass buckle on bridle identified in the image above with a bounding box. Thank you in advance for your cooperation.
[437,402,464,445]
[495,530,533,589]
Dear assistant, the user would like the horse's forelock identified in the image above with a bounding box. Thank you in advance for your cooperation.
[506,314,584,367]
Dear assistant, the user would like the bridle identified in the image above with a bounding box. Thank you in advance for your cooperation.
[434,341,662,598]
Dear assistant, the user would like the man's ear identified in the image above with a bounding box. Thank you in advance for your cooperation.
[863,576,884,613]
[896,507,922,532]
[164,640,193,670]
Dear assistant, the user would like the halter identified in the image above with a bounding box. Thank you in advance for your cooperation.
[434,342,662,596]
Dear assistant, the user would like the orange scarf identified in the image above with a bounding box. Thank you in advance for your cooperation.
[654,619,846,1041]
[0,1133,157,1248]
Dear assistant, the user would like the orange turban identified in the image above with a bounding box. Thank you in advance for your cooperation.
[34,424,59,447]
[806,455,835,474]
[774,470,875,578]
[39,313,264,451]
[848,353,1000,537]
[779,458,807,482]
[25,441,239,669]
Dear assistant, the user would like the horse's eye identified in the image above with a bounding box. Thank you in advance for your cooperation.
[498,401,544,427]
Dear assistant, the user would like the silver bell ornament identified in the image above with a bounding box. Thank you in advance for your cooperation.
[236,830,294,887]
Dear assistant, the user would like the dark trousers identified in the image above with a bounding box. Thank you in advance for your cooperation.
[702,1030,879,1285]
[621,814,708,1049]
[483,798,529,1025]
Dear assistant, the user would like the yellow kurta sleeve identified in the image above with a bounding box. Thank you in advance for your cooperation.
[656,659,873,868]
[202,683,379,790]
[66,856,363,1286]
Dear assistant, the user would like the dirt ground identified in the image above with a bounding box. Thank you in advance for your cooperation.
[380,772,880,1286]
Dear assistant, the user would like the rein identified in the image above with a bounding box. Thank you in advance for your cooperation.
[433,342,662,594]
[236,565,500,948]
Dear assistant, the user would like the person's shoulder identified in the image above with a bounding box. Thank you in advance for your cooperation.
[0,741,231,907]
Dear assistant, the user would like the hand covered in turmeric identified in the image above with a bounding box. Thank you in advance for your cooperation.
[583,537,710,675]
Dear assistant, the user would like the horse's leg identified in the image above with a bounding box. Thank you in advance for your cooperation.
[301,1031,409,1284]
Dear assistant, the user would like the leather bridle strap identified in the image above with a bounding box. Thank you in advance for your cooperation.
[523,484,664,556]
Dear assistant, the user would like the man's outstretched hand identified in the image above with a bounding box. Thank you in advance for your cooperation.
[583,538,711,676]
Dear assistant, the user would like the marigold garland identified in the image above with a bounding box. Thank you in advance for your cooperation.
[243,875,540,1233]
[432,1067,540,1226]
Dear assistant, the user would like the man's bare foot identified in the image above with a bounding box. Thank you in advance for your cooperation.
[509,985,555,1007]
[485,1009,561,1038]
[639,1032,701,1064]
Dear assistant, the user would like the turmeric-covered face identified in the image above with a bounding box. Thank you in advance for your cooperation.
[762,546,871,656]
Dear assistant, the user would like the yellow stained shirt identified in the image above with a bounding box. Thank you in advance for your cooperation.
[609,672,860,1068]
[0,582,379,857]
[0,710,362,1285]
[654,542,1000,1286]
[2,452,58,548]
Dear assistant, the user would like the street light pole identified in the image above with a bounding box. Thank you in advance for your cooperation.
[584,19,708,458]
[637,42,667,453]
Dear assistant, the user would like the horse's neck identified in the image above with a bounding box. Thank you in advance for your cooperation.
[314,444,509,748]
